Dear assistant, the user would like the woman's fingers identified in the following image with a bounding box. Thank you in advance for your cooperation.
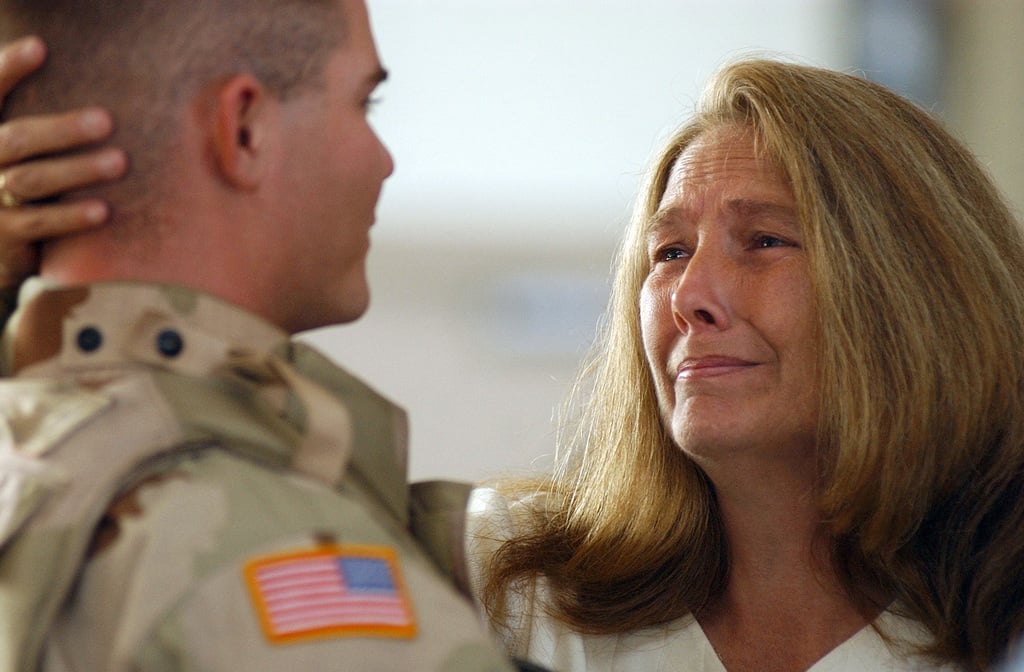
[0,198,113,287]
[0,107,116,166]
[0,37,127,287]
[0,36,46,100]
[0,146,126,204]
[2,198,110,238]
[0,145,126,285]
[0,149,125,285]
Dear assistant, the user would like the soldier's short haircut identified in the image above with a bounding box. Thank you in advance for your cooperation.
[0,0,346,210]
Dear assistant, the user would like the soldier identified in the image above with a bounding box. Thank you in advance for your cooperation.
[0,0,516,670]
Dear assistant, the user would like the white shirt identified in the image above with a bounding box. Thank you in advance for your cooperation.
[466,487,963,672]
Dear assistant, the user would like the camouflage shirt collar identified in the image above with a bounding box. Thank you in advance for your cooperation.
[2,280,410,525]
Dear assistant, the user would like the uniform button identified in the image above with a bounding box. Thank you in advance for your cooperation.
[76,326,103,353]
[156,329,184,358]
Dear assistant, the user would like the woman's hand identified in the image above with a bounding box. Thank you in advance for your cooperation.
[0,36,127,288]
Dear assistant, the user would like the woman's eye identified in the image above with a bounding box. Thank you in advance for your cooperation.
[655,247,689,262]
[752,234,790,249]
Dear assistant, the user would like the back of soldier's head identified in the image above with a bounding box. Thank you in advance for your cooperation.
[0,0,345,212]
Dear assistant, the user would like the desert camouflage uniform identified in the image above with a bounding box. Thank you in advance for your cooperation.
[0,281,513,672]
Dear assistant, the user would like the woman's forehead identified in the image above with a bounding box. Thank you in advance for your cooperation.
[649,128,792,225]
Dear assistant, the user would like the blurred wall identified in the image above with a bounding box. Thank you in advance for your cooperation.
[946,0,1024,219]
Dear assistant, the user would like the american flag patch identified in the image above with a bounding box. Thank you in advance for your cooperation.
[244,544,417,643]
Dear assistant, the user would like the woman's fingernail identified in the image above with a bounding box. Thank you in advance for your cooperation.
[17,37,44,62]
[96,150,126,177]
[81,108,112,137]
[83,202,108,223]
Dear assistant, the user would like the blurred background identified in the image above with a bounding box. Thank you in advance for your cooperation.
[301,0,1024,483]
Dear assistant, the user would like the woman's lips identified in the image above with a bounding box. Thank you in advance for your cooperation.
[677,356,757,379]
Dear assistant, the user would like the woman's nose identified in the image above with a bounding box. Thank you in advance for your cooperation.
[670,245,732,334]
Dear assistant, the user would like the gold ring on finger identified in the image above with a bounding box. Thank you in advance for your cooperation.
[0,172,23,208]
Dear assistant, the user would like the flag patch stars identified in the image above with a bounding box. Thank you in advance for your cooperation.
[244,544,417,644]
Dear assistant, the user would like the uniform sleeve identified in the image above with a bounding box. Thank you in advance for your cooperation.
[134,544,516,672]
[46,454,516,672]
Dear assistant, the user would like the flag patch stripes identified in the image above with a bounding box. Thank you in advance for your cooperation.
[244,544,417,643]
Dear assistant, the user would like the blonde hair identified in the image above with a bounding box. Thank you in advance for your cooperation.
[482,59,1024,670]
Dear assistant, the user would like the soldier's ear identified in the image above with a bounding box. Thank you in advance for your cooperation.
[206,74,274,190]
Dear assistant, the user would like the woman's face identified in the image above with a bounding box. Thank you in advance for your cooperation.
[639,126,819,470]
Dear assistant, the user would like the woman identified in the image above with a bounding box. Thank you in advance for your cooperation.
[469,59,1024,671]
[2,38,1023,671]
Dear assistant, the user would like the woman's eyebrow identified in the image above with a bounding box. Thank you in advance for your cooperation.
[724,197,797,222]
[644,206,685,241]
